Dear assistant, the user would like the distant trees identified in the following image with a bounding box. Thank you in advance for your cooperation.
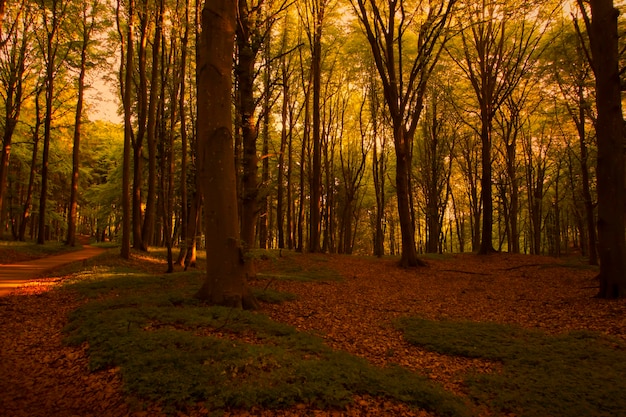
[351,0,457,266]
[448,0,549,254]
[1,0,625,291]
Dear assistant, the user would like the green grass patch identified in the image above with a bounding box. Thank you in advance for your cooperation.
[256,251,343,282]
[90,240,120,249]
[418,253,456,261]
[251,287,297,304]
[0,240,81,263]
[396,317,626,417]
[62,263,467,416]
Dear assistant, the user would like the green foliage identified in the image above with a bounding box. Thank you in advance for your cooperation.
[62,265,467,416]
[251,287,297,304]
[0,241,82,263]
[256,251,343,282]
[396,317,626,417]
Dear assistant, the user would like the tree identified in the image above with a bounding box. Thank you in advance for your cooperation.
[547,16,597,263]
[416,81,456,254]
[66,0,108,246]
[175,0,191,266]
[117,0,134,259]
[582,0,626,297]
[140,0,163,249]
[298,0,330,253]
[0,3,33,235]
[351,0,456,267]
[0,0,5,41]
[450,0,547,254]
[18,82,45,241]
[37,0,69,244]
[236,0,267,252]
[195,0,258,309]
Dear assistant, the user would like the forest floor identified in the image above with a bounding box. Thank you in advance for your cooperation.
[0,237,104,296]
[1,248,625,417]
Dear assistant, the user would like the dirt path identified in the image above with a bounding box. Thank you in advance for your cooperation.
[0,244,105,297]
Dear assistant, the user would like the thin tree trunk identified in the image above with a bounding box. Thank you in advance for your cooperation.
[67,11,91,246]
[176,0,190,266]
[119,0,134,259]
[38,0,63,244]
[277,69,289,249]
[478,120,495,254]
[308,3,323,253]
[132,0,149,251]
[19,88,43,242]
[142,0,163,248]
[0,25,26,232]
[576,94,598,265]
[184,191,201,270]
[395,125,424,267]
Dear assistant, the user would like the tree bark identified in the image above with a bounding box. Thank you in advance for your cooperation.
[588,0,626,298]
[277,59,289,249]
[236,0,259,252]
[175,0,190,266]
[195,0,258,309]
[141,0,164,248]
[0,16,28,233]
[308,1,324,253]
[67,4,93,247]
[19,88,43,241]
[119,0,134,259]
[38,0,65,244]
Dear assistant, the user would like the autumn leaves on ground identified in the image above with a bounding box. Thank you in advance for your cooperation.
[1,247,626,417]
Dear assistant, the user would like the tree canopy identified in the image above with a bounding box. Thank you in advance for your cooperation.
[1,0,625,298]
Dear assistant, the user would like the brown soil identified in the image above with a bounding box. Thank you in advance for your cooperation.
[1,252,624,417]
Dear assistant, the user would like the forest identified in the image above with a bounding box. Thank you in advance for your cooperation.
[0,1,624,287]
[4,1,626,415]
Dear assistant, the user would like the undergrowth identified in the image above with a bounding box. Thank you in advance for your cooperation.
[0,240,81,264]
[62,256,467,416]
[396,317,626,417]
[255,250,343,282]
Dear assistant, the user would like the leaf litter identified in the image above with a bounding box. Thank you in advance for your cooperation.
[1,251,624,416]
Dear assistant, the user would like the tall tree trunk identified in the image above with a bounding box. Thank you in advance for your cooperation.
[277,65,289,249]
[142,0,164,248]
[286,102,295,250]
[395,126,424,267]
[297,79,310,253]
[38,0,65,244]
[236,0,259,252]
[195,0,258,309]
[371,81,385,257]
[19,88,43,242]
[132,0,149,251]
[506,138,520,253]
[119,0,134,259]
[67,8,92,247]
[372,137,385,257]
[587,0,626,298]
[576,94,598,265]
[0,0,5,41]
[308,3,323,253]
[478,119,495,254]
[176,0,190,266]
[259,37,271,249]
[0,19,27,233]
